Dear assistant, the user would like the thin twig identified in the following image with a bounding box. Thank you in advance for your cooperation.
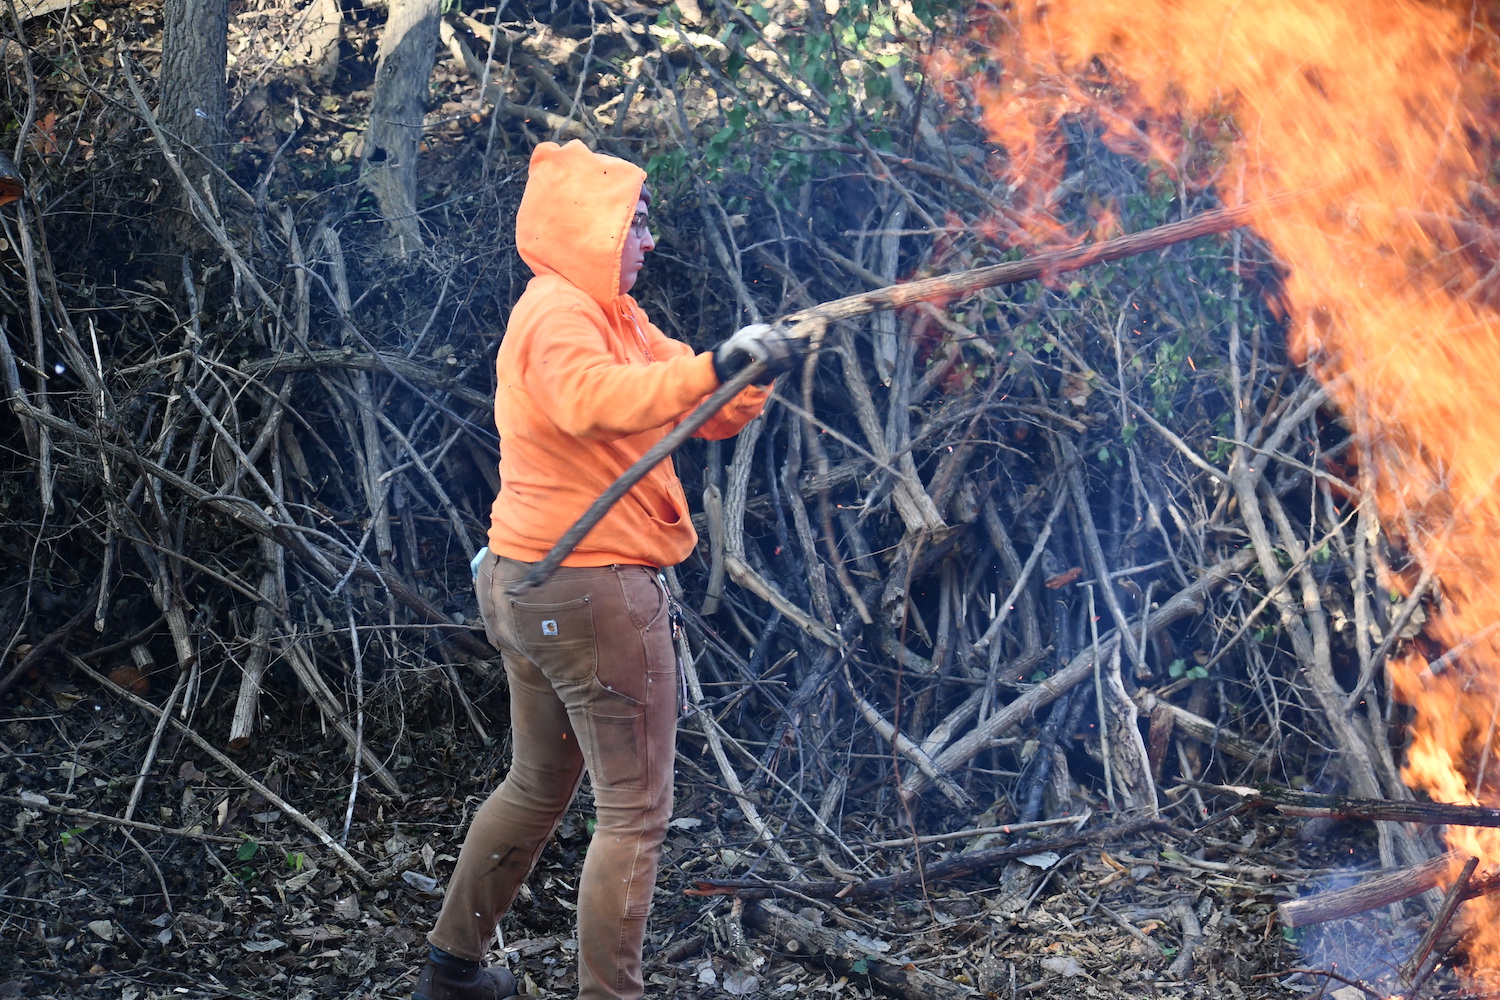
[72,655,376,885]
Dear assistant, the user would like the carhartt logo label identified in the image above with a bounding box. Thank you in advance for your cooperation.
[542,619,558,636]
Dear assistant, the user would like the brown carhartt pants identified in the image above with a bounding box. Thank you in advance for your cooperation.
[430,555,678,1000]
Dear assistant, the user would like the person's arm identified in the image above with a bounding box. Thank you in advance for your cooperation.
[522,304,720,439]
[641,317,770,438]
[692,382,769,439]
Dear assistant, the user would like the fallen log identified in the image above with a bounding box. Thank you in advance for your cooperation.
[1225,783,1500,929]
[1217,784,1500,828]
[1279,853,1452,928]
[513,202,1264,592]
[1278,851,1500,927]
[744,899,972,1000]
[688,814,1160,901]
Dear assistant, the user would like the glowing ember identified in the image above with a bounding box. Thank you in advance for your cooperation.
[933,0,1500,980]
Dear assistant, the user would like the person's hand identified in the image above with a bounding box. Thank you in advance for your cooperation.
[712,322,803,385]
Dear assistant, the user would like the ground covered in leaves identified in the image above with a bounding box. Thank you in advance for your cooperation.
[0,675,1448,1000]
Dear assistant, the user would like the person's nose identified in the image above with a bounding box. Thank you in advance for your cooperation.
[641,230,655,252]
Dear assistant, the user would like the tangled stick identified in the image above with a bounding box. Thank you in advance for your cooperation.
[512,201,1263,593]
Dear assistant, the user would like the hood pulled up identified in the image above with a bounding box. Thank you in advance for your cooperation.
[514,139,646,307]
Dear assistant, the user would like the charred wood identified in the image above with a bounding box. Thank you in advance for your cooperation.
[1225,785,1500,829]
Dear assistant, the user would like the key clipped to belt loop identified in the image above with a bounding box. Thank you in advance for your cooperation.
[658,572,693,717]
[657,572,684,641]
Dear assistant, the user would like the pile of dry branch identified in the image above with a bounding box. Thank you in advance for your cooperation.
[0,0,1448,996]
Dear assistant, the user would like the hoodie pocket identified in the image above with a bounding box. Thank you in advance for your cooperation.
[636,472,688,527]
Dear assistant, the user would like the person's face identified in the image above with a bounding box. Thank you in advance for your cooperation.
[619,197,654,295]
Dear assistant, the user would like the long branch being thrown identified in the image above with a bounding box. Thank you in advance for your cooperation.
[511,200,1262,593]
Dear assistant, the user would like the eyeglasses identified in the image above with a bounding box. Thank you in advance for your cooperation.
[629,212,651,238]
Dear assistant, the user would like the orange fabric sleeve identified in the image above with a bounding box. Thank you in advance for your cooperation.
[637,313,770,439]
[519,302,722,439]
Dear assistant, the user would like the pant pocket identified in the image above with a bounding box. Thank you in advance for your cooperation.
[621,569,668,633]
[589,711,645,790]
[508,595,597,686]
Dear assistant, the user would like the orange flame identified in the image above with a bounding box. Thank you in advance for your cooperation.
[935,0,1500,979]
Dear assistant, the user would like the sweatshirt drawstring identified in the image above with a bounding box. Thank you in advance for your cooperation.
[624,303,654,362]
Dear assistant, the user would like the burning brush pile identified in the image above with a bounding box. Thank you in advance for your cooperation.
[4,0,1500,996]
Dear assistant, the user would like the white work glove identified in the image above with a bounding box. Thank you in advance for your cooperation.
[711,322,803,386]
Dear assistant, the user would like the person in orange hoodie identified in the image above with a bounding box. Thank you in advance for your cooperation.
[414,140,800,1000]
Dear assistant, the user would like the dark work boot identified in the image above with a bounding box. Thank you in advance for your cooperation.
[413,945,518,1000]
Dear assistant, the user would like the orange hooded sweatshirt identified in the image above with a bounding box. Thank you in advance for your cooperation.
[487,140,768,568]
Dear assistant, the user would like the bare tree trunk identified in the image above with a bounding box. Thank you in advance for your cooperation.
[159,0,228,251]
[362,0,440,256]
[287,0,343,85]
